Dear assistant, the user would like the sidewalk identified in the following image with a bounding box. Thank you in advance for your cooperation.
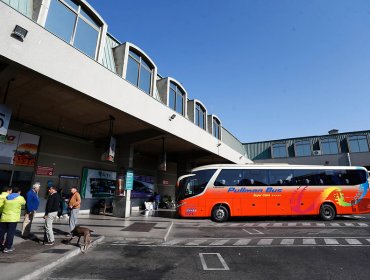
[0,210,176,280]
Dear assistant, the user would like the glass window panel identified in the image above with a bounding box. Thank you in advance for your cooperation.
[45,0,76,43]
[272,143,287,158]
[349,136,369,153]
[295,140,311,157]
[73,18,99,58]
[141,59,151,70]
[80,8,99,28]
[139,66,151,94]
[169,88,176,110]
[63,0,78,11]
[321,139,338,154]
[176,92,183,114]
[269,170,294,186]
[129,50,140,62]
[199,110,204,129]
[126,57,139,86]
[170,82,177,91]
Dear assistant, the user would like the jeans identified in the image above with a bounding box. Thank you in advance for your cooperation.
[0,222,17,249]
[69,208,79,233]
[22,211,35,238]
[44,211,57,242]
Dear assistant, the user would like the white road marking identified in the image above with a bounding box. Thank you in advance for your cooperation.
[367,239,370,243]
[186,239,207,246]
[243,229,264,235]
[345,239,362,245]
[209,239,229,246]
[280,239,294,245]
[287,223,297,226]
[272,223,283,227]
[303,239,316,245]
[164,239,183,245]
[199,253,230,271]
[324,239,339,245]
[233,239,252,246]
[329,223,340,227]
[257,239,273,245]
[301,223,311,226]
[344,223,355,227]
[316,223,326,227]
[358,223,369,227]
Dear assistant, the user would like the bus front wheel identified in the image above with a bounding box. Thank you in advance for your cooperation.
[212,205,229,223]
[320,204,336,221]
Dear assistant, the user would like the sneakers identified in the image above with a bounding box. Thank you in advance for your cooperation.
[43,241,54,246]
[3,247,15,253]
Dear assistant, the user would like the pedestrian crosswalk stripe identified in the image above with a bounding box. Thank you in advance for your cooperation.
[209,239,230,246]
[273,223,283,227]
[186,239,207,245]
[316,223,326,227]
[324,238,339,245]
[257,239,273,245]
[233,239,252,246]
[329,223,340,227]
[287,223,296,227]
[345,239,362,245]
[358,223,368,227]
[344,223,355,227]
[366,239,370,243]
[164,239,183,245]
[280,239,294,245]
[301,223,311,226]
[303,239,316,245]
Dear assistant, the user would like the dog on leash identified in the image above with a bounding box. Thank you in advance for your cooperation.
[67,226,94,253]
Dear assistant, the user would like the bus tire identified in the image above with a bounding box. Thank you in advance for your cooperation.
[211,205,229,223]
[320,204,336,221]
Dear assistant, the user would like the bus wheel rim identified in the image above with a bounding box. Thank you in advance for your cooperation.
[216,209,225,219]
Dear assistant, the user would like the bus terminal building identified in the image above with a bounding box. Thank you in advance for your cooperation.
[0,0,251,212]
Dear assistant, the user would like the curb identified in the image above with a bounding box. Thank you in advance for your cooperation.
[18,235,105,280]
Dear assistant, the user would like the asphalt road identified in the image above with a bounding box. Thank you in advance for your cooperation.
[40,214,370,280]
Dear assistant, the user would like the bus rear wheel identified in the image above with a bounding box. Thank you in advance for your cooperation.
[320,204,336,221]
[212,205,229,223]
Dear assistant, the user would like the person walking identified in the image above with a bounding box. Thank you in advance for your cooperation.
[0,187,12,218]
[0,187,26,253]
[43,185,60,246]
[67,186,81,236]
[21,182,40,239]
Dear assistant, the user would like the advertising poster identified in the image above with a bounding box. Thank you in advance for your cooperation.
[0,129,39,166]
[132,174,154,199]
[81,168,117,198]
[0,104,12,137]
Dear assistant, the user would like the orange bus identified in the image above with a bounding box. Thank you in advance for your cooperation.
[176,164,370,222]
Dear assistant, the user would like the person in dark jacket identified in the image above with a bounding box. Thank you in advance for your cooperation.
[43,185,60,245]
[21,182,40,239]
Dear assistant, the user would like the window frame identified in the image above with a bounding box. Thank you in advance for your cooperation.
[169,82,185,115]
[195,103,206,130]
[320,138,339,155]
[271,143,288,158]
[127,49,153,95]
[294,140,312,157]
[212,117,221,140]
[46,0,101,59]
[347,135,369,153]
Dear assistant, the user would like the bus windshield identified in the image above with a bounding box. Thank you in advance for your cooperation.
[177,169,216,201]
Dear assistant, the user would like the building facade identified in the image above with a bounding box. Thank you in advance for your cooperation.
[0,0,251,212]
[244,130,370,170]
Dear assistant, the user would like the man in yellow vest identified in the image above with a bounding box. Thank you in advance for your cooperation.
[0,187,12,218]
[0,187,26,253]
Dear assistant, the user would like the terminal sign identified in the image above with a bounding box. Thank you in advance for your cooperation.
[125,169,134,190]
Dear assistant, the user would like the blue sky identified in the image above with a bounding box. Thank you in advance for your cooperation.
[88,0,370,143]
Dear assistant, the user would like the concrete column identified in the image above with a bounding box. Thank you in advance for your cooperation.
[113,143,134,218]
